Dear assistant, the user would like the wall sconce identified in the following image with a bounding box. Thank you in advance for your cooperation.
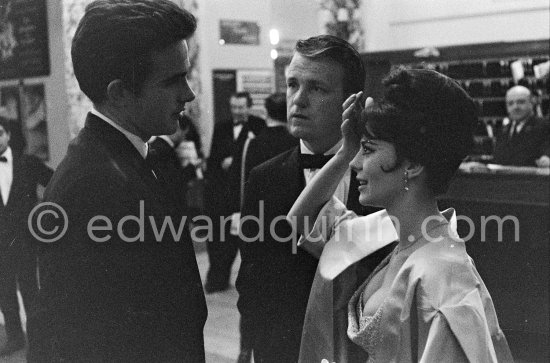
[269,29,280,46]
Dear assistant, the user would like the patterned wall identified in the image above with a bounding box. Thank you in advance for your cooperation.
[317,0,364,51]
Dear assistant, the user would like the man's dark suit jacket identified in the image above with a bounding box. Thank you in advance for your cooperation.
[493,115,550,166]
[0,153,52,326]
[244,125,298,181]
[236,146,388,362]
[0,153,52,250]
[149,137,188,209]
[204,116,265,217]
[27,114,207,363]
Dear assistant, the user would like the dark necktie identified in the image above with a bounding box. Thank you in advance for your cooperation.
[299,153,334,169]
[0,156,7,162]
[508,121,517,139]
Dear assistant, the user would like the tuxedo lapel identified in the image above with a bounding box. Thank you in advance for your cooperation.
[84,114,164,197]
[282,147,305,203]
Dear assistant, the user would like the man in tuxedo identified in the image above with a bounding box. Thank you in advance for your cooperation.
[0,118,52,357]
[203,91,265,293]
[27,1,207,362]
[236,35,390,362]
[493,85,550,167]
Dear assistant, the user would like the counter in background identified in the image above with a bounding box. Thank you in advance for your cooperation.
[439,162,549,361]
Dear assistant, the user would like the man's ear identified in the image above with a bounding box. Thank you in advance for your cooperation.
[106,80,132,107]
[404,160,424,180]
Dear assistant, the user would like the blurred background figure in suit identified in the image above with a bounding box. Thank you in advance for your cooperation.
[0,117,52,357]
[203,91,265,293]
[244,92,298,180]
[492,85,550,167]
[237,93,297,362]
[149,113,203,211]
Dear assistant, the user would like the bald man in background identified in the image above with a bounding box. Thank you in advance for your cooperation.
[493,85,550,167]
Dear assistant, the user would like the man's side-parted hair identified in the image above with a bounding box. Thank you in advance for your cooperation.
[294,35,365,97]
[264,93,287,122]
[72,0,197,104]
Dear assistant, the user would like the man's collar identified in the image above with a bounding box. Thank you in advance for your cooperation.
[91,108,148,159]
[300,139,343,155]
[0,147,12,163]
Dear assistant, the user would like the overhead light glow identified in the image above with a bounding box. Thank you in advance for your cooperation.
[270,49,278,60]
[269,29,280,45]
[219,39,225,45]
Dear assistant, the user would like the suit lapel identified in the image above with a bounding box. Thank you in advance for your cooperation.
[84,114,164,197]
[282,147,305,202]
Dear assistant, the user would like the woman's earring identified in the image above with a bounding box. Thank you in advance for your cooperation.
[403,170,409,191]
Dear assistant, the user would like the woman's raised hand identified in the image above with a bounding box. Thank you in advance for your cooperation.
[341,92,373,157]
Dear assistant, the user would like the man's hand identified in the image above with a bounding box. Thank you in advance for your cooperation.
[222,156,233,171]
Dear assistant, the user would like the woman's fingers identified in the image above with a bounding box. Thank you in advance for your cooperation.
[342,93,357,110]
[364,96,374,109]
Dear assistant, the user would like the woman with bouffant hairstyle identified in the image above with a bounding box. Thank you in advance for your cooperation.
[289,68,513,362]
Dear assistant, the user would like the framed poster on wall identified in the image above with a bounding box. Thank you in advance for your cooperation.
[0,83,49,160]
[236,69,274,118]
[219,19,260,45]
[0,0,50,79]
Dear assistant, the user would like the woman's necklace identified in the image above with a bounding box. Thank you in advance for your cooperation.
[396,222,449,255]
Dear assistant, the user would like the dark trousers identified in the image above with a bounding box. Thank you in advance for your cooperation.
[205,218,239,287]
[0,241,39,341]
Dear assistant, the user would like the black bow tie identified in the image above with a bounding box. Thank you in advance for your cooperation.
[299,153,333,169]
[0,156,7,162]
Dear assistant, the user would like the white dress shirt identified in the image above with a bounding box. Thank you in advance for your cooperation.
[0,147,13,205]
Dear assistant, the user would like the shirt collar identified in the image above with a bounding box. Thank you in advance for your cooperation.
[300,139,343,155]
[91,108,148,159]
[0,147,12,163]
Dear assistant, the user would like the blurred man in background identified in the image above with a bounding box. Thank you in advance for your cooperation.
[493,85,549,167]
[203,91,264,293]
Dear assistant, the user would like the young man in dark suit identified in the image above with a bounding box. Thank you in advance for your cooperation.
[27,1,207,362]
[492,85,550,167]
[236,35,391,362]
[203,91,265,293]
[0,118,52,357]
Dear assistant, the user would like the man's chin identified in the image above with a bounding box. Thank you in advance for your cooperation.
[289,126,310,140]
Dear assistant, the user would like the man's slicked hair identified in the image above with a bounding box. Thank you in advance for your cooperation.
[294,35,365,97]
[71,0,197,104]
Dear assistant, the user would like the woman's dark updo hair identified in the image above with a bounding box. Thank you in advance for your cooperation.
[363,67,477,195]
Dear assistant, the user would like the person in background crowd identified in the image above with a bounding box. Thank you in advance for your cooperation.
[175,113,204,185]
[149,113,195,209]
[243,92,298,180]
[203,91,265,293]
[237,94,297,362]
[27,1,207,362]
[236,35,387,363]
[492,85,550,167]
[288,68,513,362]
[0,118,52,357]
